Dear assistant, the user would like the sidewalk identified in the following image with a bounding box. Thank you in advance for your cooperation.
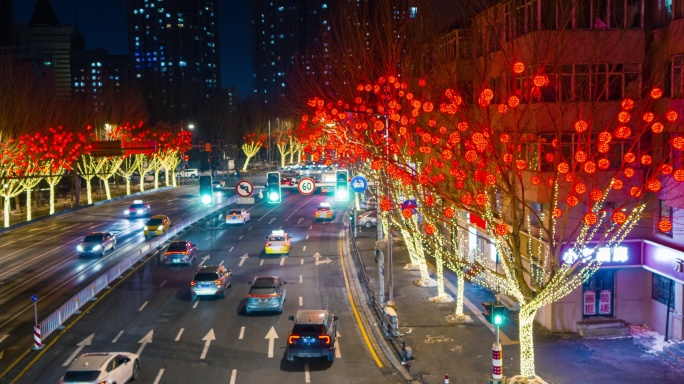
[349,225,684,384]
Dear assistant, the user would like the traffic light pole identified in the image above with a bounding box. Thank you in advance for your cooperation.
[490,294,505,384]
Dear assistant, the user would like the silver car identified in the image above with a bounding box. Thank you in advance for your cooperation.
[358,211,378,228]
[77,232,116,257]
[246,276,287,314]
[191,265,232,299]
[59,352,139,384]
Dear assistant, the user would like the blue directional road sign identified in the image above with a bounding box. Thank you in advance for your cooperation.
[350,175,368,193]
[30,294,39,303]
[402,199,418,213]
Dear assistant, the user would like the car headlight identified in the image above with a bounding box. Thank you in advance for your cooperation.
[77,245,84,251]
[92,245,101,251]
[158,225,164,230]
[144,226,149,230]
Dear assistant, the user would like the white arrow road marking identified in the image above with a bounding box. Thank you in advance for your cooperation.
[299,297,303,306]
[201,329,215,359]
[299,275,302,283]
[63,333,94,366]
[138,301,148,311]
[112,331,124,343]
[335,331,342,358]
[0,334,8,344]
[198,255,210,267]
[136,330,153,356]
[265,327,279,358]
[280,257,286,266]
[313,252,321,263]
[269,218,276,224]
[175,328,184,341]
[229,246,234,252]
[303,246,307,252]
[159,280,166,288]
[297,217,304,224]
[305,363,311,383]
[300,259,304,265]
[230,369,237,384]
[260,260,264,266]
[239,326,245,340]
[239,253,249,266]
[153,369,165,384]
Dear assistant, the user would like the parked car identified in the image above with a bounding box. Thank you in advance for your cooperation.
[76,232,116,257]
[176,168,200,178]
[286,309,338,362]
[59,352,139,384]
[163,240,197,265]
[358,196,377,210]
[357,211,378,228]
[190,265,232,299]
[245,276,287,314]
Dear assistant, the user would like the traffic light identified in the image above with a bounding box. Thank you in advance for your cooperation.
[266,171,281,203]
[482,301,506,325]
[199,140,205,152]
[205,142,211,152]
[335,170,349,201]
[199,175,213,205]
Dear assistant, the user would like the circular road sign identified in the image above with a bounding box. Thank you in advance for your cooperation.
[350,175,368,193]
[30,294,39,303]
[236,180,254,197]
[298,178,316,195]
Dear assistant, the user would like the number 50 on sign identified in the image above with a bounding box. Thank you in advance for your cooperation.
[298,178,316,195]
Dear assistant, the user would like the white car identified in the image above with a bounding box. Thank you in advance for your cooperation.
[59,352,139,384]
[176,168,199,178]
[265,229,291,255]
[225,209,251,225]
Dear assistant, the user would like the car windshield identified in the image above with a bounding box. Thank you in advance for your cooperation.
[268,236,285,242]
[147,219,163,226]
[292,324,326,335]
[167,242,187,252]
[228,210,241,215]
[63,371,102,381]
[83,234,104,242]
[130,203,144,209]
[194,272,219,281]
[249,287,277,295]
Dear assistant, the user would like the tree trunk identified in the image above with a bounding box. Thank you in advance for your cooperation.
[139,177,145,192]
[436,254,445,297]
[26,189,32,221]
[4,195,10,228]
[454,270,465,316]
[85,178,93,204]
[242,156,252,171]
[103,177,112,199]
[518,304,538,379]
[49,184,55,214]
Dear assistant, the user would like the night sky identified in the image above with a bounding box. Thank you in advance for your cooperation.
[13,0,253,96]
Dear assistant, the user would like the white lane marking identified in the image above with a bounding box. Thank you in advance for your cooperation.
[239,235,244,240]
[229,246,234,252]
[159,280,166,288]
[204,235,210,240]
[198,255,210,267]
[193,300,199,309]
[299,275,302,283]
[249,226,253,230]
[200,329,216,359]
[260,260,264,266]
[239,326,245,340]
[269,218,276,224]
[230,369,237,384]
[285,197,315,222]
[297,217,304,224]
[265,327,278,358]
[335,331,342,358]
[280,257,286,266]
[309,226,313,230]
[175,328,184,341]
[239,253,249,266]
[153,369,165,384]
[300,259,304,265]
[305,363,311,383]
[138,301,148,311]
[299,297,303,306]
[0,334,8,344]
[136,330,153,356]
[306,235,309,240]
[63,334,94,366]
[303,246,307,252]
[112,331,124,343]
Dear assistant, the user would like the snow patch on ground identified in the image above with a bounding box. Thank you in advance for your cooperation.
[413,278,437,287]
[403,263,421,271]
[629,324,673,354]
[429,294,454,303]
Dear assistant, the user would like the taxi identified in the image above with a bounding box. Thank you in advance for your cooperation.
[125,199,150,217]
[265,230,291,255]
[144,215,171,239]
[314,202,336,221]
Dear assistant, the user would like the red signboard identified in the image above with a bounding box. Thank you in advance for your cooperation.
[469,213,487,230]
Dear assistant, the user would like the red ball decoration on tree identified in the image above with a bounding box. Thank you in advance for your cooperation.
[583,213,598,226]
[444,206,455,218]
[612,211,627,225]
[659,219,672,233]
[495,223,508,236]
[380,198,391,212]
[402,208,413,219]
[425,223,436,235]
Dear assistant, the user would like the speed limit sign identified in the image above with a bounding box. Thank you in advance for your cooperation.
[297,178,316,195]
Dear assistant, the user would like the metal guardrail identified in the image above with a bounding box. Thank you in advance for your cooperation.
[349,227,411,366]
[36,191,247,345]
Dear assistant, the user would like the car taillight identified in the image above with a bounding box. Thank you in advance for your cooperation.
[215,280,222,286]
[190,281,196,286]
[288,335,300,344]
[318,335,330,345]
[265,242,271,246]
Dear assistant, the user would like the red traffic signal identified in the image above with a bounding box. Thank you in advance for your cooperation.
[205,143,211,152]
[183,155,189,161]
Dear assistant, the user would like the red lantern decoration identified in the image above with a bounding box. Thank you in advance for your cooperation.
[651,122,664,134]
[612,211,627,225]
[557,162,570,174]
[475,193,487,206]
[530,175,541,185]
[461,194,473,205]
[674,169,684,182]
[553,207,563,218]
[575,151,587,163]
[513,62,525,74]
[495,223,508,236]
[444,206,455,218]
[598,158,610,170]
[425,223,436,234]
[583,213,598,226]
[498,104,508,114]
[566,195,579,207]
[658,219,672,233]
[380,198,391,211]
[647,179,661,192]
[630,186,642,197]
[590,189,603,202]
[584,161,596,174]
[612,179,624,190]
[642,112,655,123]
[650,88,663,99]
[666,110,678,122]
[425,195,435,206]
[574,182,587,194]
[402,208,413,219]
[621,98,634,110]
[574,120,588,133]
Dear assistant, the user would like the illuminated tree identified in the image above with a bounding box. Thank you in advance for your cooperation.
[241,133,267,171]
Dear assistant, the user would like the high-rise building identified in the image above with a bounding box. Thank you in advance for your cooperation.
[128,0,220,120]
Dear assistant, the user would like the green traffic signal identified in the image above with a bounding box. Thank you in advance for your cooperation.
[335,170,349,201]
[266,172,281,203]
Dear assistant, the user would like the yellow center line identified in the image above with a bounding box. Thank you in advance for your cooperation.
[338,230,383,368]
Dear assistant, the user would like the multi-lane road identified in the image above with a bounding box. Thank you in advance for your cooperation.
[0,182,395,383]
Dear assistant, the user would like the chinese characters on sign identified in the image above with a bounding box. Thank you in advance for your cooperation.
[563,246,629,264]
[583,291,596,315]
[599,290,612,315]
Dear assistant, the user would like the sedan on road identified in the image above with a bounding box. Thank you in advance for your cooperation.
[314,202,336,221]
[76,232,116,257]
[144,214,171,239]
[287,309,338,362]
[191,265,232,299]
[124,199,150,217]
[246,276,287,314]
[163,240,197,265]
[59,352,139,384]
[225,208,250,225]
[265,230,291,255]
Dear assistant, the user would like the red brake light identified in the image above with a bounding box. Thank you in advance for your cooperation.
[318,335,330,344]
[215,280,222,286]
[288,335,300,344]
[190,281,195,286]
[266,242,271,246]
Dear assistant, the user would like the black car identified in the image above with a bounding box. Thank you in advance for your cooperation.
[287,309,338,362]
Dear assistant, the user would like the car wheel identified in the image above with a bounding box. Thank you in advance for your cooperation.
[286,353,294,362]
[365,222,372,228]
[131,359,140,381]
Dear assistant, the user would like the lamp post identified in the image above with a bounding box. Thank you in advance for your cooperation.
[181,123,194,185]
